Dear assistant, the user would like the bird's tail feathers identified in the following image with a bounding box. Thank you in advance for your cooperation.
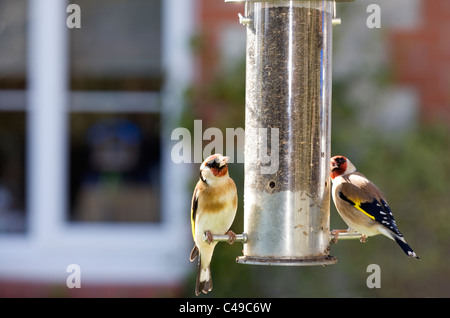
[378,226,419,259]
[394,236,419,259]
[195,257,213,296]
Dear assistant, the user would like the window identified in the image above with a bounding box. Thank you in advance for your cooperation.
[0,0,194,286]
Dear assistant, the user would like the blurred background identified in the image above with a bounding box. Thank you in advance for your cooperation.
[0,0,448,297]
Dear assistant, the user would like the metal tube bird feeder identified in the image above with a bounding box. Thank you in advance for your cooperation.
[223,0,353,266]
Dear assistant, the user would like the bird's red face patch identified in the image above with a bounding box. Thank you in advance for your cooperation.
[211,165,228,177]
[330,155,347,179]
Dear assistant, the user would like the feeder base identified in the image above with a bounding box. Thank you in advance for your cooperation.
[236,255,337,266]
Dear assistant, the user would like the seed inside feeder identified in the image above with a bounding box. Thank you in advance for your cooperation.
[246,6,330,198]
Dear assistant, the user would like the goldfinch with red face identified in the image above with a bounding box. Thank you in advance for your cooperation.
[190,154,238,296]
[330,155,419,259]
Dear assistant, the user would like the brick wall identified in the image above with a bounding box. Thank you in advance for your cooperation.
[389,0,450,122]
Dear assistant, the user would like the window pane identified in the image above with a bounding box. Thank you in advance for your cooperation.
[0,0,27,88]
[0,112,26,232]
[0,0,27,232]
[69,113,161,223]
[69,0,162,91]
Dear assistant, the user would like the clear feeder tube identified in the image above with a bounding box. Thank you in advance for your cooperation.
[237,0,335,265]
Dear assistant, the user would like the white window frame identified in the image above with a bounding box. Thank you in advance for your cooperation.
[0,0,194,285]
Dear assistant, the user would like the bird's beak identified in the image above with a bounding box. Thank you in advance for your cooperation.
[219,156,230,167]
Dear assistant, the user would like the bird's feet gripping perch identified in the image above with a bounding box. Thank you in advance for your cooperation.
[330,229,367,244]
[330,229,347,244]
[204,230,214,244]
[360,234,368,243]
[225,230,236,245]
[203,230,237,245]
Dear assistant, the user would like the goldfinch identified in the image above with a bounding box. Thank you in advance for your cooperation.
[330,155,419,259]
[190,154,238,296]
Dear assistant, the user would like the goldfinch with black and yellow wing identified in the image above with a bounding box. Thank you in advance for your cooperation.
[330,155,419,259]
[190,154,238,296]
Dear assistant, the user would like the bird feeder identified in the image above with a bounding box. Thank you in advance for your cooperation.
[221,0,352,266]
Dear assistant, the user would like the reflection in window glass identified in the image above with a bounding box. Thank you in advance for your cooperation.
[70,113,161,223]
